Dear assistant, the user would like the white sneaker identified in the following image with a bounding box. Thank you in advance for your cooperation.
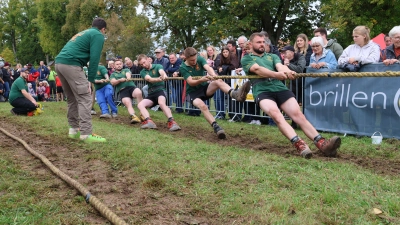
[91,110,97,115]
[151,105,160,111]
[249,120,255,124]
[254,120,261,125]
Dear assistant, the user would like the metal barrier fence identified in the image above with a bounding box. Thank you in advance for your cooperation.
[111,74,302,123]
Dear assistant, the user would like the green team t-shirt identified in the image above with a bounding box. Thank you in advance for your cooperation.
[180,56,208,94]
[241,52,288,98]
[140,64,165,94]
[110,69,136,93]
[94,65,109,91]
[8,76,28,103]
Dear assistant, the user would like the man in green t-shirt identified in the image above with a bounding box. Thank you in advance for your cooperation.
[110,59,142,124]
[241,33,341,158]
[9,68,38,116]
[136,54,181,131]
[55,18,107,143]
[94,64,118,119]
[181,47,251,139]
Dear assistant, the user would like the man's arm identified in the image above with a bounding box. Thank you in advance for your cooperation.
[21,89,37,106]
[248,63,290,80]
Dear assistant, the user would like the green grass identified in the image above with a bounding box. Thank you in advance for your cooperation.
[1,102,400,224]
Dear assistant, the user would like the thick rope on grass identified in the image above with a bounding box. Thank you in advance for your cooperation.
[112,71,400,82]
[0,128,128,225]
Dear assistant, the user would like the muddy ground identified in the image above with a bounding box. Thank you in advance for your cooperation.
[1,116,400,224]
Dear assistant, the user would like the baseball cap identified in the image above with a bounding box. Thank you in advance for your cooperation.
[281,45,295,52]
[4,62,10,67]
[26,63,32,67]
[21,68,29,72]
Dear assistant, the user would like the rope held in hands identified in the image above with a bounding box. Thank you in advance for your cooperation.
[0,128,128,225]
[101,71,400,82]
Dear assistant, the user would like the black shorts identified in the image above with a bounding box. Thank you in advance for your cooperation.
[255,90,295,107]
[56,86,63,93]
[145,90,167,108]
[119,86,138,99]
[187,84,213,104]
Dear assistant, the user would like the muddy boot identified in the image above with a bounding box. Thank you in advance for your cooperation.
[213,123,226,139]
[293,138,313,159]
[315,136,341,157]
[231,81,251,102]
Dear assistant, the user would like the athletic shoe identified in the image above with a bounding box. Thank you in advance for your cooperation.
[254,120,261,125]
[168,120,181,131]
[10,109,17,116]
[213,124,226,139]
[315,136,341,157]
[112,113,118,118]
[139,114,146,122]
[293,139,313,159]
[99,113,112,119]
[231,81,251,102]
[130,114,141,124]
[68,131,81,139]
[141,119,157,129]
[27,111,34,116]
[81,134,106,143]
[91,110,97,115]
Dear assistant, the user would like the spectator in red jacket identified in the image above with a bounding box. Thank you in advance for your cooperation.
[26,63,39,92]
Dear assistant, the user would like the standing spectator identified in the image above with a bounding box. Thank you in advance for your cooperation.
[259,31,281,57]
[383,26,400,66]
[37,61,50,82]
[154,48,170,71]
[165,53,183,113]
[47,66,57,99]
[26,63,39,93]
[338,26,380,68]
[294,33,313,66]
[55,17,107,143]
[314,27,344,60]
[9,68,38,116]
[94,63,118,118]
[0,66,4,102]
[380,34,392,61]
[309,37,338,69]
[1,62,11,101]
[55,75,64,102]
[13,63,22,81]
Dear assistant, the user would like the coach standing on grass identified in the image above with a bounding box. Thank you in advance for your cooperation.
[55,17,107,143]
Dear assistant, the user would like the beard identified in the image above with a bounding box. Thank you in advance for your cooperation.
[253,47,265,54]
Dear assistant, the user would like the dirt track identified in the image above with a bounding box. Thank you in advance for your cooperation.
[1,116,400,224]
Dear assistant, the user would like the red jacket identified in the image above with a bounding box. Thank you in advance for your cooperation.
[27,71,39,82]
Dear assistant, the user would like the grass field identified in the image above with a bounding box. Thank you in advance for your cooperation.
[1,101,400,224]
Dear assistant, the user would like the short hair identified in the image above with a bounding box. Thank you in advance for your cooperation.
[310,36,324,47]
[314,27,327,36]
[92,17,107,30]
[384,34,390,39]
[353,26,371,44]
[265,38,272,46]
[227,40,237,47]
[184,47,198,58]
[249,32,264,41]
[137,54,147,62]
[113,59,122,64]
[259,31,269,38]
[389,26,400,38]
[168,53,177,58]
[238,36,248,42]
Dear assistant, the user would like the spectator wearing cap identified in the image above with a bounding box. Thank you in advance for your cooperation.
[9,67,38,116]
[154,48,170,71]
[1,62,12,101]
[26,63,39,93]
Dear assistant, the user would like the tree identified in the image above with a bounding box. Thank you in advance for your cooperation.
[35,0,69,58]
[1,47,16,65]
[319,0,400,47]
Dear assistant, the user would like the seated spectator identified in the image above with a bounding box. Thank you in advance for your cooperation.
[338,26,380,68]
[37,81,46,101]
[309,37,338,69]
[9,68,38,116]
[294,33,313,67]
[43,80,51,101]
[27,83,38,100]
[383,25,400,66]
